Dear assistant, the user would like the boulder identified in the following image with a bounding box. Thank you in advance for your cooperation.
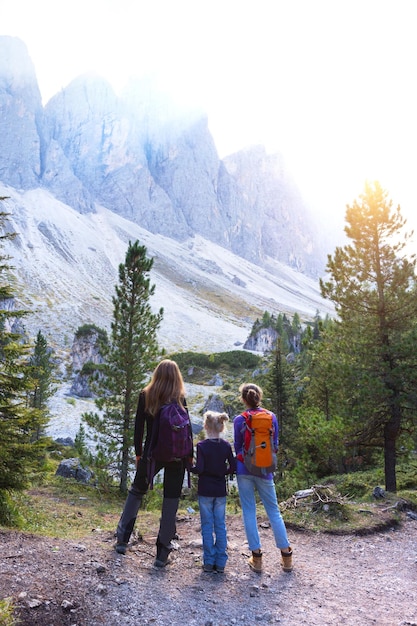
[55,458,92,484]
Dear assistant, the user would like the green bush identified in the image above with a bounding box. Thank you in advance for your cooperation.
[332,470,383,498]
[396,460,417,490]
[397,490,417,508]
[80,360,102,375]
[169,350,261,373]
[276,472,311,502]
[75,324,107,341]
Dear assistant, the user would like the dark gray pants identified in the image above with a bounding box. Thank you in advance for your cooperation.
[116,458,185,546]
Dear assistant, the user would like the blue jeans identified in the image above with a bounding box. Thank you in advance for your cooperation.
[198,495,228,568]
[237,474,289,551]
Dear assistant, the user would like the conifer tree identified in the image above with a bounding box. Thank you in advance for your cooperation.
[320,182,417,491]
[264,338,294,478]
[26,330,56,440]
[82,240,163,493]
[0,205,46,518]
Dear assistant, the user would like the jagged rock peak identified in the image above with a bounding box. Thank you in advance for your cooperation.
[0,35,330,279]
[0,36,40,94]
[0,36,43,189]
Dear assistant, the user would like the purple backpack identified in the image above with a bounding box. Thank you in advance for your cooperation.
[151,402,193,462]
[148,402,193,488]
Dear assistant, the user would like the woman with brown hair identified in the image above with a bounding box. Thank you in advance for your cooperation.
[115,359,192,567]
[234,382,293,573]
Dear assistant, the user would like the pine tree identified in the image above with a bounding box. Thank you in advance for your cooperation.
[26,330,57,440]
[0,205,46,516]
[264,338,294,478]
[320,182,417,491]
[82,240,163,493]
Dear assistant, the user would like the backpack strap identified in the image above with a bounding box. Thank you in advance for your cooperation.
[147,407,162,490]
[243,409,252,424]
[237,411,251,462]
[147,457,156,490]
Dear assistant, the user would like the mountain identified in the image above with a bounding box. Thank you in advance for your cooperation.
[1,184,333,354]
[0,35,335,355]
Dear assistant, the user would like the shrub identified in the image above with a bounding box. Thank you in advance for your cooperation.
[75,323,107,340]
[333,472,380,499]
[80,360,102,375]
[396,460,417,491]
[169,350,261,372]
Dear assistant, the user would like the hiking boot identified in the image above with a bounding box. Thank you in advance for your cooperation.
[214,565,225,574]
[281,548,293,572]
[153,543,172,568]
[203,563,214,572]
[115,542,127,555]
[248,550,263,573]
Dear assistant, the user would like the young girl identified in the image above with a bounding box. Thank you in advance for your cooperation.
[191,411,236,573]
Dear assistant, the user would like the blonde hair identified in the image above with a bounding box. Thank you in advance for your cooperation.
[240,383,262,409]
[144,359,186,416]
[203,411,228,435]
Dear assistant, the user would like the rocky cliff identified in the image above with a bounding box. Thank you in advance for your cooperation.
[0,35,328,279]
[0,35,336,358]
[243,327,279,353]
[70,326,106,397]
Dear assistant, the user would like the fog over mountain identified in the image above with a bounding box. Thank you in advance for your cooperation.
[0,35,335,356]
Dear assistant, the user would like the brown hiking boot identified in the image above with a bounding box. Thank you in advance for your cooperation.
[248,550,263,572]
[281,548,293,572]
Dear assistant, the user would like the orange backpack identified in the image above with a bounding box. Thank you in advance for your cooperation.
[241,409,277,476]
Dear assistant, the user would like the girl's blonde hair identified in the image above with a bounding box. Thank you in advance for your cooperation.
[144,359,186,416]
[203,410,229,435]
[239,382,263,409]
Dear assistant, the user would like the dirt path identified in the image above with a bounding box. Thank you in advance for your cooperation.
[1,514,416,626]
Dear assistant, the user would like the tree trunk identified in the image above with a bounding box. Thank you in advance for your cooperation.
[383,406,400,492]
[120,442,130,494]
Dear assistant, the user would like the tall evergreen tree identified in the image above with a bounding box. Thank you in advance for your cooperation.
[26,330,56,440]
[320,182,417,491]
[0,206,46,514]
[264,338,295,478]
[82,240,163,493]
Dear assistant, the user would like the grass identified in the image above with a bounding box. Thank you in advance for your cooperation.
[9,477,124,538]
[0,598,16,626]
[281,497,403,534]
[278,478,417,534]
[2,474,197,540]
[2,477,413,543]
[2,459,416,541]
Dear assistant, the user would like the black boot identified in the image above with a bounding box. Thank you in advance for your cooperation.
[115,489,143,553]
[153,497,179,567]
[154,540,173,568]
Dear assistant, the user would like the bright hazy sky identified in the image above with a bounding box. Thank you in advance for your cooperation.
[2,0,417,235]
